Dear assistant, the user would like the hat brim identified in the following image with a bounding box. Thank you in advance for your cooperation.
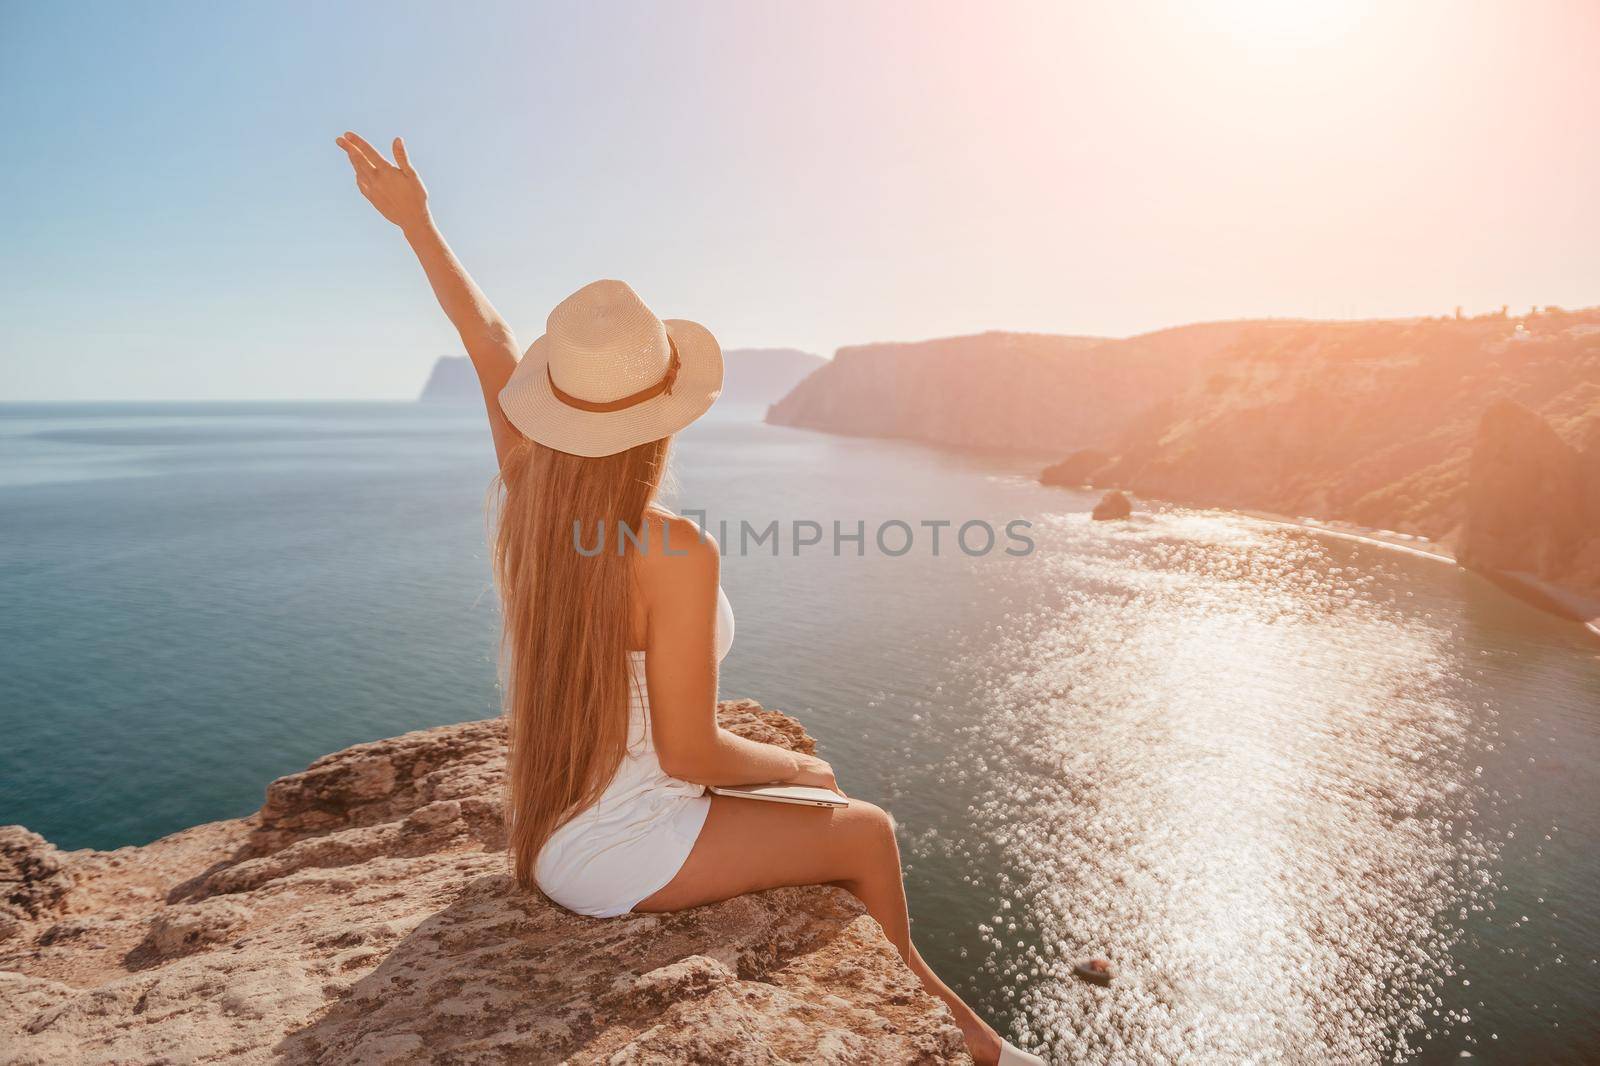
[497,319,723,458]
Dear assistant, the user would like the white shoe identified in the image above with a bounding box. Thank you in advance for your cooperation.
[998,1039,1048,1065]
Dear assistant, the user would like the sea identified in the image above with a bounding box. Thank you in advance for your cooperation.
[1,401,1597,1063]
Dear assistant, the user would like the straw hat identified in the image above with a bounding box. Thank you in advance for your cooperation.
[498,280,723,457]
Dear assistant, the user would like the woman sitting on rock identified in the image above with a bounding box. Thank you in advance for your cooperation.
[336,131,1045,1066]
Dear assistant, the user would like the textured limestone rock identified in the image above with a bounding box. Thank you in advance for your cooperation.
[0,700,968,1064]
[1,828,75,934]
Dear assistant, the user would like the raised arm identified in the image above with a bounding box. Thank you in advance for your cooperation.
[335,131,522,470]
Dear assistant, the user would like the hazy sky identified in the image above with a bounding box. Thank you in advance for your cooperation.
[3,0,1598,400]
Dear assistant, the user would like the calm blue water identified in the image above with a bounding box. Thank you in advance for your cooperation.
[2,402,1597,1063]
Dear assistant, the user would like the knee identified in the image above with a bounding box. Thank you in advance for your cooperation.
[847,800,900,860]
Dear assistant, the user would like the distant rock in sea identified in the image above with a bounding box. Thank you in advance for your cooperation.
[720,347,825,406]
[0,701,967,1064]
[418,355,478,404]
[1091,490,1133,521]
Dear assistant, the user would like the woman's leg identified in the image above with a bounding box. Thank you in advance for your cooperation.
[636,795,1004,1066]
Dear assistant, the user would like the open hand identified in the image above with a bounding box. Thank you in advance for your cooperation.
[335,131,429,231]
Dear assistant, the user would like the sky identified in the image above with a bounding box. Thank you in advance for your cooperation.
[2,0,1598,401]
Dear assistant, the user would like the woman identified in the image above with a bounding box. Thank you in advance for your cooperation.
[336,131,1046,1066]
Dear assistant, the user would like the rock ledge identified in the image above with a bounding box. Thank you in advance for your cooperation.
[0,701,968,1064]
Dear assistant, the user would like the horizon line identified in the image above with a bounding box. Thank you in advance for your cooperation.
[7,301,1594,404]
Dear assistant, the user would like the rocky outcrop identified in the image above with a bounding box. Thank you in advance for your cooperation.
[766,323,1268,452]
[719,348,825,406]
[1026,309,1600,601]
[418,355,479,403]
[1,829,75,939]
[0,702,968,1065]
[1458,399,1600,612]
[1090,491,1132,521]
[1040,449,1111,488]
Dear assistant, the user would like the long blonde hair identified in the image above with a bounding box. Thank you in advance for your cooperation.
[491,434,671,889]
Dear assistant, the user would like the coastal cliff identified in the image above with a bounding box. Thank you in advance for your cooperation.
[0,703,968,1065]
[768,309,1600,603]
[1081,311,1600,601]
[765,323,1270,453]
[1457,398,1600,608]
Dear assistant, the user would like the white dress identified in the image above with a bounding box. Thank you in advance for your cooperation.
[533,586,735,917]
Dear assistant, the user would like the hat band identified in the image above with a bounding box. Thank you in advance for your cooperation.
[547,338,680,413]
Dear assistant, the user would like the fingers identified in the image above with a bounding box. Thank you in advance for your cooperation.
[341,131,390,169]
[392,137,414,176]
[335,136,375,176]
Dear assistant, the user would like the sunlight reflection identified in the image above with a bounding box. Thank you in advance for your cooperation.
[953,508,1496,1060]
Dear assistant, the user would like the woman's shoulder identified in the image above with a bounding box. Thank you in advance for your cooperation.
[633,510,719,589]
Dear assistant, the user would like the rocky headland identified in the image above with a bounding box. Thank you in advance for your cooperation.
[719,348,825,406]
[418,355,480,404]
[767,326,1255,454]
[1,702,968,1065]
[768,309,1600,613]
